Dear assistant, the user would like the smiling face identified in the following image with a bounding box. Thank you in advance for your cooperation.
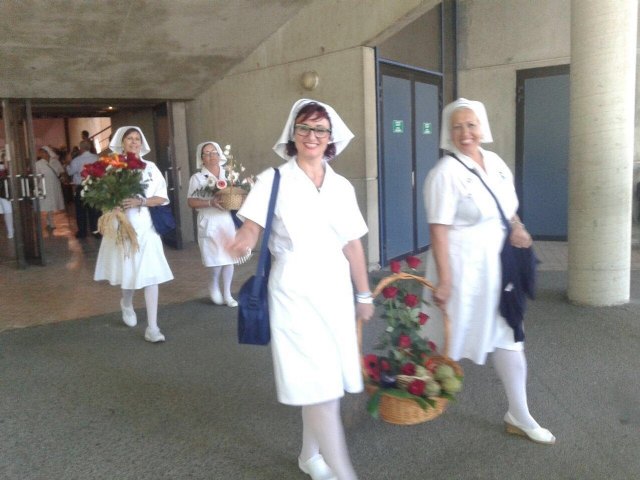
[293,113,331,161]
[200,143,220,171]
[122,130,142,155]
[450,108,482,157]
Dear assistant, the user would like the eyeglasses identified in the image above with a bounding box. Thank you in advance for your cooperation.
[294,124,332,139]
[202,152,219,157]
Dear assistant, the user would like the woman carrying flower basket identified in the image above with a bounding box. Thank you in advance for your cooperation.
[227,99,374,480]
[420,99,554,444]
[92,126,174,343]
[187,141,239,307]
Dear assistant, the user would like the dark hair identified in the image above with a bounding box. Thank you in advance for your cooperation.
[285,102,336,159]
[200,142,215,158]
[121,127,141,144]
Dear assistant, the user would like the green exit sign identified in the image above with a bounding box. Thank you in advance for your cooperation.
[392,120,404,133]
[422,122,432,134]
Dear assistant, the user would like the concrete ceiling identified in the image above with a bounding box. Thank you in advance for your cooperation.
[0,0,311,110]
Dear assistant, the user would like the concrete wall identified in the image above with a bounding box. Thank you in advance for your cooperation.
[186,0,440,266]
[456,0,571,168]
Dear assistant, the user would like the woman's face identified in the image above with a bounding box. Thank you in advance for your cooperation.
[293,114,331,161]
[201,143,220,171]
[450,108,482,156]
[38,148,50,161]
[122,131,142,155]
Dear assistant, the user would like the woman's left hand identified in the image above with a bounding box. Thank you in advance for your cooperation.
[356,303,375,322]
[122,196,144,209]
[510,224,532,248]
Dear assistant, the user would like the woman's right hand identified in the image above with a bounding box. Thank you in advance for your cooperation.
[432,282,451,310]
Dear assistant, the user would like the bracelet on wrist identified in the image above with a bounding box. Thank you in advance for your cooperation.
[355,291,372,298]
[356,296,374,304]
[511,220,525,228]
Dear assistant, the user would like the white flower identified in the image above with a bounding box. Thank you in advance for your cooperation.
[206,176,217,188]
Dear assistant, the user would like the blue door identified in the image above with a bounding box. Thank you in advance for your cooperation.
[378,63,441,265]
[516,66,570,239]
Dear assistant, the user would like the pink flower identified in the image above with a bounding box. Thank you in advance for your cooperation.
[398,334,411,349]
[407,379,426,396]
[382,286,398,299]
[428,341,437,351]
[390,260,401,273]
[406,256,421,269]
[216,179,228,189]
[404,294,418,308]
[400,362,416,375]
[418,312,429,325]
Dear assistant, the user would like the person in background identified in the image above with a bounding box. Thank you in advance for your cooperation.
[421,98,555,445]
[0,149,14,239]
[228,99,374,480]
[187,141,238,307]
[35,146,66,231]
[93,126,174,343]
[81,130,97,154]
[66,140,100,239]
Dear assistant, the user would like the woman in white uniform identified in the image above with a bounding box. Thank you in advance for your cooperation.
[228,99,374,480]
[35,146,65,231]
[421,98,555,444]
[187,141,238,306]
[0,149,14,239]
[94,126,174,343]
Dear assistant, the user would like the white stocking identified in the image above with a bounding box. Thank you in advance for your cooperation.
[4,212,13,238]
[221,264,235,299]
[301,399,358,480]
[144,284,159,331]
[491,348,539,429]
[121,289,135,309]
[211,266,222,294]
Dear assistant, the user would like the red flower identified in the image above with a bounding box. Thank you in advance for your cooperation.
[390,260,401,273]
[425,357,438,372]
[398,334,411,349]
[404,294,418,308]
[407,379,426,396]
[124,152,145,170]
[82,161,107,178]
[406,256,421,269]
[380,358,391,372]
[382,286,398,299]
[418,312,429,325]
[364,354,380,382]
[400,362,416,375]
[428,341,437,351]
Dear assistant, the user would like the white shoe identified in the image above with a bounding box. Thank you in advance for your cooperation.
[144,327,165,343]
[120,299,137,327]
[224,296,238,307]
[210,288,224,305]
[504,412,555,445]
[298,454,336,480]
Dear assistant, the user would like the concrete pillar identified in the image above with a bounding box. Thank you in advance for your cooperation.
[568,0,638,305]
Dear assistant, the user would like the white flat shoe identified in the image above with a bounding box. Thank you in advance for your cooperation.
[504,412,555,445]
[120,299,137,327]
[298,454,336,480]
[224,296,238,308]
[144,327,165,343]
[210,289,224,305]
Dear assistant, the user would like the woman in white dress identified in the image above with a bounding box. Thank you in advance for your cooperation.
[421,98,555,444]
[187,141,238,307]
[0,149,14,239]
[228,99,374,480]
[94,126,174,343]
[35,146,65,231]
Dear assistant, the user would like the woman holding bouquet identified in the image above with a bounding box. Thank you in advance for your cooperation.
[187,141,238,307]
[94,126,174,343]
[228,99,374,480]
[421,98,554,444]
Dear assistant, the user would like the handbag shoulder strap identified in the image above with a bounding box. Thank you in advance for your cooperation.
[448,151,511,233]
[255,167,280,277]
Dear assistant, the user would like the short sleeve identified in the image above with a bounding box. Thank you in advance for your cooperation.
[144,161,169,203]
[334,181,368,242]
[187,174,202,198]
[423,162,459,225]
[237,167,276,227]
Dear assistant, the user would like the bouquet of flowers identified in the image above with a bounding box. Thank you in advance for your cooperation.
[364,256,464,424]
[192,145,255,210]
[81,152,147,254]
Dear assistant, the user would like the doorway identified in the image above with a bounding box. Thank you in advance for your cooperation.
[377,62,442,265]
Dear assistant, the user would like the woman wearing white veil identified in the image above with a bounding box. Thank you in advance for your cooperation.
[187,141,238,306]
[228,99,374,480]
[94,126,174,343]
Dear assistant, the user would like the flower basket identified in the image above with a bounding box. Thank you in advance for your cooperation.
[214,186,247,210]
[358,271,464,426]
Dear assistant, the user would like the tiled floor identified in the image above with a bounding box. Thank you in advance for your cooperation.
[1,209,639,332]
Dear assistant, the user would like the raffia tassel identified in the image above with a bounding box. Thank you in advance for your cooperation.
[97,209,139,257]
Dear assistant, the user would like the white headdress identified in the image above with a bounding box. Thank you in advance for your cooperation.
[109,126,151,156]
[440,98,493,152]
[41,146,59,161]
[272,98,354,161]
[194,141,227,170]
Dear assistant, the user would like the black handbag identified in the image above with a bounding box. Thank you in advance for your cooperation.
[149,203,176,235]
[450,153,538,342]
[237,168,280,346]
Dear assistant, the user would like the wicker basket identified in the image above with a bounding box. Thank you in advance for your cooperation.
[358,272,464,425]
[214,187,248,210]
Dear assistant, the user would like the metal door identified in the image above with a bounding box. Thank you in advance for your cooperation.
[1,99,45,268]
[516,65,570,239]
[378,63,442,265]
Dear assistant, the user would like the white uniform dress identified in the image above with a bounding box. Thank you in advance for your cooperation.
[94,159,174,289]
[238,159,368,405]
[187,169,237,266]
[421,149,523,365]
[35,159,65,212]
